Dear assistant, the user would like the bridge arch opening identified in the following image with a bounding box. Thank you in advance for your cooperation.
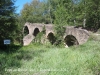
[64,35,79,47]
[24,26,29,36]
[33,28,40,37]
[47,32,56,45]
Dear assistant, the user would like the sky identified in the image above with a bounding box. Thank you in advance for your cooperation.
[15,0,32,13]
[15,0,43,14]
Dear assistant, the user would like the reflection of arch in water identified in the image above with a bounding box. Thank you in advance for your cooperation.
[47,32,56,44]
[24,26,29,36]
[33,28,40,37]
[64,35,79,47]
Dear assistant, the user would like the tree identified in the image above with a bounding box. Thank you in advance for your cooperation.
[46,0,59,23]
[53,1,67,45]
[85,0,100,31]
[21,0,49,23]
[76,0,100,30]
[0,0,17,46]
[20,3,31,22]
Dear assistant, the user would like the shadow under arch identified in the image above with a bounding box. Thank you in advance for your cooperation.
[64,35,79,47]
[47,32,56,45]
[33,28,40,37]
[24,26,29,36]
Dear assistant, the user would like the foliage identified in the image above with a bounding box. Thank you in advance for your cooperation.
[53,1,67,45]
[20,0,100,31]
[33,32,44,43]
[21,0,51,23]
[33,26,46,44]
[85,0,100,30]
[14,15,25,44]
[0,0,18,45]
[74,0,100,31]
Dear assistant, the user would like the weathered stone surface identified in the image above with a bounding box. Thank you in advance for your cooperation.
[64,26,89,45]
[23,34,34,46]
[23,22,89,46]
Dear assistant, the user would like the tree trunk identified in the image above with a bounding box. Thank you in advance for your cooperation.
[83,18,86,27]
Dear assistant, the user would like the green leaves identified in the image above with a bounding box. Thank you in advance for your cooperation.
[54,5,67,25]
[84,0,100,30]
[20,0,100,33]
[21,0,50,23]
[0,0,17,45]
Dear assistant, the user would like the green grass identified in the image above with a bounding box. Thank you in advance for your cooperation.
[0,39,100,75]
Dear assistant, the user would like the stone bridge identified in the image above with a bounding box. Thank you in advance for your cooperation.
[23,22,89,47]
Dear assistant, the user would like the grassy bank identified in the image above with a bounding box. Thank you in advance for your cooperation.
[0,39,100,75]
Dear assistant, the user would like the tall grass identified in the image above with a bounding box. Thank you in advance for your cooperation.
[0,38,100,75]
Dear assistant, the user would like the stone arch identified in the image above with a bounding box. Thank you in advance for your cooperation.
[24,26,29,36]
[64,35,79,47]
[47,32,56,44]
[33,28,40,37]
